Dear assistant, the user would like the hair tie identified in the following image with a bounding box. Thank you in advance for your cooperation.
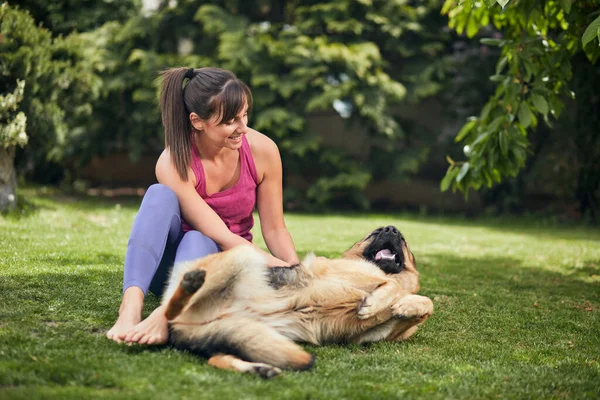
[185,68,194,80]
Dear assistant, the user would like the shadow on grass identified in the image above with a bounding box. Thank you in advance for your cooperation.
[2,249,598,349]
[0,268,160,331]
[419,250,600,299]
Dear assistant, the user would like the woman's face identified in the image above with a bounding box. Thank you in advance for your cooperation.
[192,103,249,151]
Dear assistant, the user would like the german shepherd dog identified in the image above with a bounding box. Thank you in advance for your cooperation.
[162,226,433,378]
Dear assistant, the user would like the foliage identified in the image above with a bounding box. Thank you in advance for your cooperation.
[0,79,27,148]
[126,0,451,209]
[0,3,103,181]
[12,0,454,209]
[11,0,142,36]
[440,0,600,217]
[1,189,599,397]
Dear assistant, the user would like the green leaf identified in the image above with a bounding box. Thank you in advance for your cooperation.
[582,15,600,47]
[488,116,505,133]
[455,119,478,142]
[440,166,456,191]
[456,162,470,183]
[517,104,532,128]
[560,0,571,14]
[472,131,491,147]
[531,94,549,115]
[466,16,479,38]
[483,0,496,7]
[489,75,506,82]
[499,131,508,157]
[496,56,508,75]
[496,0,510,8]
[480,38,503,46]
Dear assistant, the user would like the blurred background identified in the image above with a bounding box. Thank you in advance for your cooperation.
[1,0,599,222]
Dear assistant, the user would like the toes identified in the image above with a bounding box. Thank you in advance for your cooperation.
[108,335,124,344]
[130,331,145,343]
[391,304,409,319]
[117,330,131,340]
[182,269,206,293]
[357,307,373,320]
[123,330,140,343]
[357,299,375,320]
[138,335,150,345]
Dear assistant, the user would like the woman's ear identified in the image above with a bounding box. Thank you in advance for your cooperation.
[189,112,203,131]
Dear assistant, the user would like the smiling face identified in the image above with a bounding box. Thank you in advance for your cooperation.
[191,103,249,151]
[343,226,416,275]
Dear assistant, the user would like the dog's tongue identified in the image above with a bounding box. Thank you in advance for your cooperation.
[375,249,395,261]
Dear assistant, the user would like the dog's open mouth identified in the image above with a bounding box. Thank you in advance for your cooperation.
[375,249,396,261]
[367,241,404,274]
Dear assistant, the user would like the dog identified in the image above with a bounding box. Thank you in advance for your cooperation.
[162,225,433,378]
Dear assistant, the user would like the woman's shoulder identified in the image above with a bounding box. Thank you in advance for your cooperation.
[245,128,281,182]
[155,147,196,186]
[155,148,171,174]
[245,128,280,159]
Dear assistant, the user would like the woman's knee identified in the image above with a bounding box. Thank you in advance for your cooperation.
[142,184,178,209]
[176,231,220,262]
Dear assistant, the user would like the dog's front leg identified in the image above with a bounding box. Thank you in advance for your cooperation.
[391,294,433,320]
[382,294,433,341]
[357,281,402,320]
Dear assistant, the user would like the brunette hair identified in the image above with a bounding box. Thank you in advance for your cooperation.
[158,67,253,181]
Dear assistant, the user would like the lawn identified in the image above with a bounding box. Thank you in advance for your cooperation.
[1,187,599,399]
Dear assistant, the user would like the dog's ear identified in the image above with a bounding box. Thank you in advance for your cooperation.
[403,244,417,271]
[342,233,374,259]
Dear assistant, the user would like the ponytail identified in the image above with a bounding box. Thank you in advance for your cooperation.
[158,67,195,182]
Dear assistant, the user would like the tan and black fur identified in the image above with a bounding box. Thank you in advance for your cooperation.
[162,225,433,378]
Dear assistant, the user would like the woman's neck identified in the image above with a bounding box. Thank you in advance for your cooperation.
[193,133,232,162]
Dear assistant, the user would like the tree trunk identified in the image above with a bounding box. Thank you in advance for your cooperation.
[0,146,17,212]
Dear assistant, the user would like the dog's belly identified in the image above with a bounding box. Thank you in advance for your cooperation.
[225,289,367,345]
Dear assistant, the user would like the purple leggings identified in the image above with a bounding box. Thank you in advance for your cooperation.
[122,184,220,297]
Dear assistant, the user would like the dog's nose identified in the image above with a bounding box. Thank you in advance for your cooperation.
[383,226,398,235]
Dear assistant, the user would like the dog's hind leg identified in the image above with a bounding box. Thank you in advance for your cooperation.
[165,269,206,320]
[204,318,315,371]
[163,246,266,320]
[242,332,315,371]
[207,354,281,379]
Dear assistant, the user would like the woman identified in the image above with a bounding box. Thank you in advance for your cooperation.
[106,67,299,345]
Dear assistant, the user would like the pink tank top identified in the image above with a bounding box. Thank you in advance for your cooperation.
[181,135,258,242]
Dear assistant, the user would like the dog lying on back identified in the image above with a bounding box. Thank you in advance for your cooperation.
[162,225,433,378]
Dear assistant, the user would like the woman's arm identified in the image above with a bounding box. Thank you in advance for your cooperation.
[155,148,289,266]
[253,134,300,266]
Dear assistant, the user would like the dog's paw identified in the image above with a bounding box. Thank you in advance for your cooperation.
[251,364,282,379]
[391,295,433,320]
[181,269,206,293]
[357,296,379,320]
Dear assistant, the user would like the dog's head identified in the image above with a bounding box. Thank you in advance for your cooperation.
[343,225,417,277]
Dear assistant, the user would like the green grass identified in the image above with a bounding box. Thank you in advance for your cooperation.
[1,187,599,399]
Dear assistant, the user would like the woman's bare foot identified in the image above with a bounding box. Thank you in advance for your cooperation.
[106,287,144,344]
[120,305,169,345]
